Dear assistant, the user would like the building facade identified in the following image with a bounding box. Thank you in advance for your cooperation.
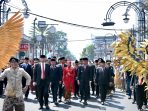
[93,35,117,61]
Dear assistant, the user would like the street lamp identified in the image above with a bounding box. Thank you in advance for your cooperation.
[122,12,130,23]
[32,17,37,59]
[102,1,132,27]
[102,1,146,43]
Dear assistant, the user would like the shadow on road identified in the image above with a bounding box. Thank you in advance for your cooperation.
[24,98,38,104]
[105,101,125,110]
[57,103,71,109]
[41,109,58,111]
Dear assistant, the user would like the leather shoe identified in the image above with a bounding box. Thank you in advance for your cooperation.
[54,102,59,106]
[58,99,62,102]
[39,107,43,110]
[101,102,104,105]
[132,101,135,104]
[83,101,88,105]
[45,105,50,109]
[79,99,82,102]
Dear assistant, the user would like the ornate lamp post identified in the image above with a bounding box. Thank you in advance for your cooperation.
[102,1,146,42]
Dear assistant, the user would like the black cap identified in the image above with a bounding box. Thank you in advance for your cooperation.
[52,56,57,59]
[51,58,56,61]
[106,60,111,63]
[9,57,19,63]
[95,59,98,63]
[79,58,83,61]
[34,58,39,61]
[40,55,46,58]
[99,58,105,63]
[25,57,29,60]
[48,57,51,60]
[75,60,79,63]
[59,57,65,60]
[83,57,88,61]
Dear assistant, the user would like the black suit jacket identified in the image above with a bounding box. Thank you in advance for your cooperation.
[33,63,50,85]
[49,66,61,84]
[77,65,92,85]
[95,67,111,85]
[56,64,67,81]
[21,64,33,79]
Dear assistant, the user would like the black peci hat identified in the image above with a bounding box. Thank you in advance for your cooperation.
[79,58,83,61]
[106,60,111,63]
[40,55,46,58]
[75,60,79,63]
[34,58,39,61]
[9,57,19,63]
[51,58,56,61]
[83,57,88,61]
[98,58,105,63]
[59,57,65,60]
[95,59,98,63]
[25,57,29,60]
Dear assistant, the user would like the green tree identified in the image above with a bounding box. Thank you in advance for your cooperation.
[81,44,95,61]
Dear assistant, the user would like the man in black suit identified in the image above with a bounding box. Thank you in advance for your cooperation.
[95,59,111,105]
[50,58,61,106]
[77,58,92,105]
[57,57,67,102]
[74,60,80,97]
[20,57,33,99]
[33,55,50,110]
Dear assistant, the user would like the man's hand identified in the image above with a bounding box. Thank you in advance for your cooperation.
[89,81,92,86]
[77,80,80,85]
[33,82,37,86]
[23,85,29,94]
[59,81,62,84]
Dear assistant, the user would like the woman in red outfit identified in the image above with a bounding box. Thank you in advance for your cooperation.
[63,61,75,103]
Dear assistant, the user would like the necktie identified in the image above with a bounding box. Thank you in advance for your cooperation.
[140,79,143,85]
[42,63,45,79]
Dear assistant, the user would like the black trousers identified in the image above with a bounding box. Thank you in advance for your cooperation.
[100,84,108,102]
[133,87,136,102]
[58,83,64,100]
[0,81,3,96]
[37,82,49,107]
[96,84,100,96]
[51,83,59,102]
[136,84,147,109]
[74,80,79,96]
[35,85,38,99]
[22,79,29,98]
[91,81,95,94]
[80,83,89,101]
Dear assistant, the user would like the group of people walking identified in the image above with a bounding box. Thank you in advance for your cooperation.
[0,54,147,111]
[0,55,122,111]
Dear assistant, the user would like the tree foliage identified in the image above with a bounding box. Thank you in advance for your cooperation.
[81,44,95,61]
[29,22,75,59]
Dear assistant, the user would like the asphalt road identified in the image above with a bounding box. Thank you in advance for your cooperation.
[0,89,145,111]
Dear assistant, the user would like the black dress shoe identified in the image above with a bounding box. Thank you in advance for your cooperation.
[83,101,88,105]
[54,102,59,106]
[101,102,104,105]
[58,99,62,102]
[39,107,43,110]
[24,97,28,100]
[128,96,131,99]
[45,105,50,109]
[132,101,135,104]
[79,99,82,102]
